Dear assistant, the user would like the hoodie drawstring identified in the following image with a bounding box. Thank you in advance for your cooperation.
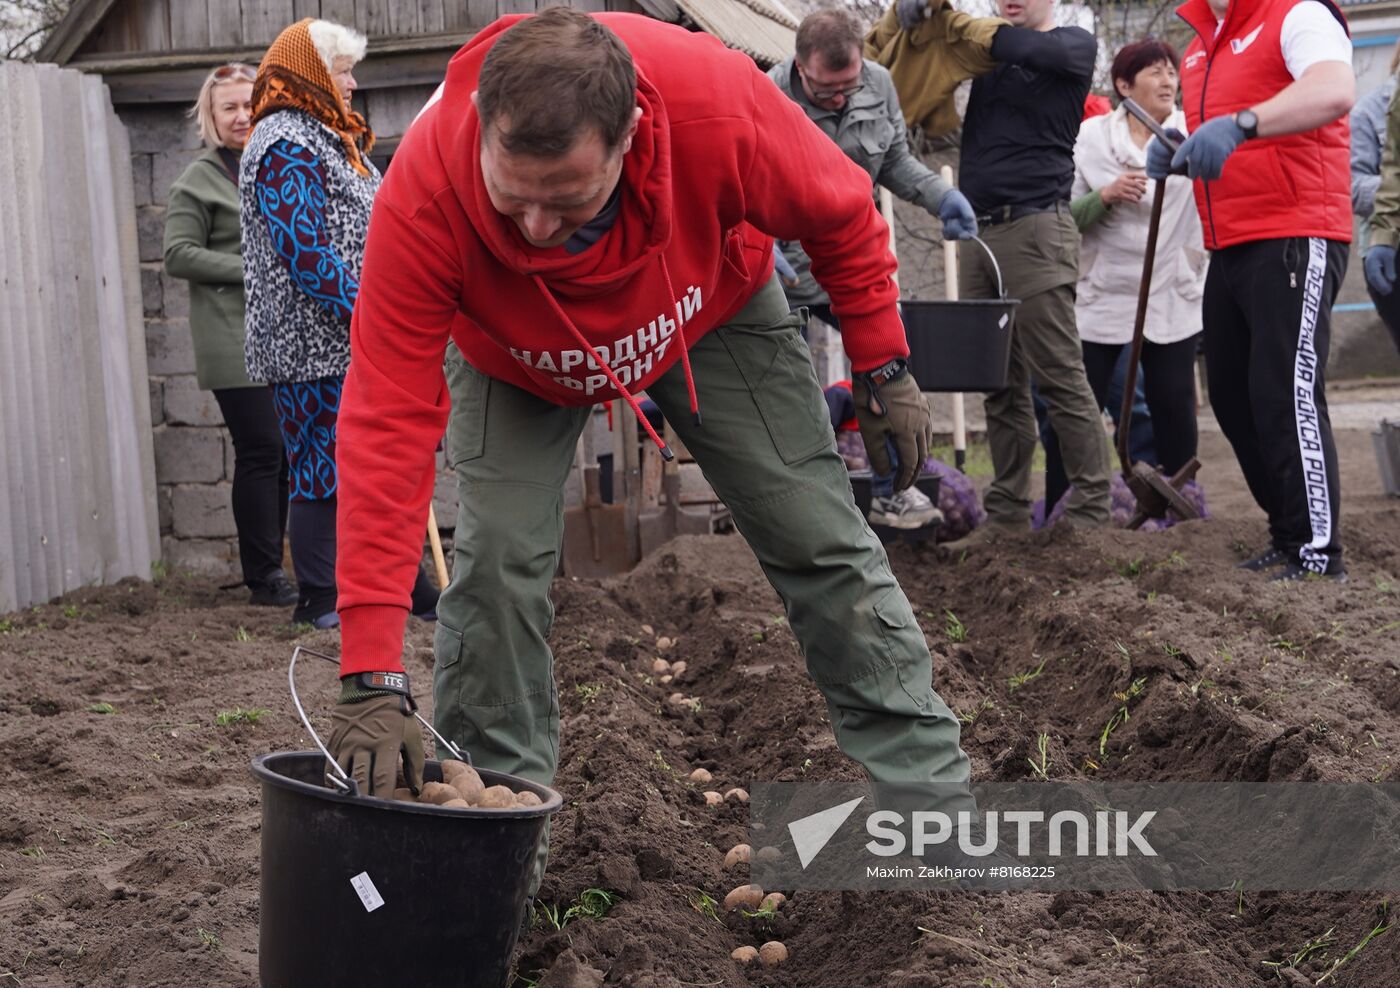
[530,273,677,462]
[658,258,702,427]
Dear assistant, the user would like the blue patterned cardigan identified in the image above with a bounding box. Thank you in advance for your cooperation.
[239,109,381,384]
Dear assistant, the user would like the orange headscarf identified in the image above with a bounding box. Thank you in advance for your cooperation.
[252,19,375,177]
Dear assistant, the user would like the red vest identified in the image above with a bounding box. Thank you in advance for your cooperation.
[1176,0,1351,248]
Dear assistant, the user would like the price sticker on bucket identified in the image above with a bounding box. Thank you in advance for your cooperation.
[350,871,385,913]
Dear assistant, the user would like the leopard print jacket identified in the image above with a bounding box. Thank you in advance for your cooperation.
[240,109,381,383]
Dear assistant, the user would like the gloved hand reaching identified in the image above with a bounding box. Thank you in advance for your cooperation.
[1365,245,1397,296]
[1168,116,1245,181]
[1144,128,1188,181]
[328,670,425,798]
[853,363,934,491]
[937,189,978,241]
[897,0,932,29]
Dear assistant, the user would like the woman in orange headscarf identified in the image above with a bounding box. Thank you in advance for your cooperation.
[240,19,438,628]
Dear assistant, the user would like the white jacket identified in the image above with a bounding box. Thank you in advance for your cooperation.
[1073,106,1206,346]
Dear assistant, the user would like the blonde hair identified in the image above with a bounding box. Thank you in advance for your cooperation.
[307,19,367,73]
[189,62,256,148]
[1391,37,1400,76]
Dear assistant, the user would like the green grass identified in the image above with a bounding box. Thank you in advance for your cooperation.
[216,707,270,726]
[1026,733,1051,780]
[86,702,116,715]
[1098,678,1147,756]
[944,609,968,644]
[1007,657,1047,693]
[689,889,721,923]
[574,683,602,703]
[928,441,1043,479]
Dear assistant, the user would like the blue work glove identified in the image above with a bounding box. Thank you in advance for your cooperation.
[897,0,931,29]
[1365,245,1397,296]
[1169,116,1246,181]
[1144,128,1188,181]
[771,242,799,286]
[937,189,978,241]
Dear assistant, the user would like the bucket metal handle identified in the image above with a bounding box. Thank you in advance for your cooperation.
[288,645,471,797]
[966,235,1006,300]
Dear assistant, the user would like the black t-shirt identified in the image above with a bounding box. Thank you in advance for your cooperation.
[960,25,1097,214]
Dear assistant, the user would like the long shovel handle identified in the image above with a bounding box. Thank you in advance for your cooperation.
[940,165,967,473]
[427,503,449,591]
[1119,178,1167,475]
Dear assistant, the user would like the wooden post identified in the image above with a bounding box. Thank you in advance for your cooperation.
[940,165,967,473]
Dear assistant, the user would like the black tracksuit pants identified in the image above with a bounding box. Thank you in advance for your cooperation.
[212,386,289,587]
[1202,236,1346,575]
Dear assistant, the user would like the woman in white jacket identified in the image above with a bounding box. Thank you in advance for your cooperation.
[1045,40,1206,512]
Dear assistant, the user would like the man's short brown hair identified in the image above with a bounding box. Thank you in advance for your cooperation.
[795,10,863,71]
[476,6,637,157]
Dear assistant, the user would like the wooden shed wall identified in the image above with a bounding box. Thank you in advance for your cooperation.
[77,0,642,56]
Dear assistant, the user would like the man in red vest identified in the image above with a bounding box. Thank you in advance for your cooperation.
[1147,0,1354,582]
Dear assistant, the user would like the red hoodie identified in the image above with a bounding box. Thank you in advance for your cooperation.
[336,13,906,673]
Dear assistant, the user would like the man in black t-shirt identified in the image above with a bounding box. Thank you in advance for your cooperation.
[898,0,1112,542]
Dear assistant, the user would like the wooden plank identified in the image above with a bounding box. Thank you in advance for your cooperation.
[209,0,244,47]
[355,0,391,35]
[170,0,212,48]
[134,0,173,51]
[565,0,607,10]
[293,0,322,20]
[320,0,355,28]
[499,0,537,13]
[243,0,296,45]
[81,0,140,55]
[0,65,28,610]
[362,84,440,139]
[39,0,124,63]
[417,0,445,34]
[387,0,420,35]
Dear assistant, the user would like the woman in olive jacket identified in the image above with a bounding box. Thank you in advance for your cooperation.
[163,63,295,607]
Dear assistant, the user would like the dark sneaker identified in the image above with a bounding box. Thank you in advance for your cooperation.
[868,487,942,530]
[1269,563,1347,584]
[1237,548,1288,572]
[249,574,298,607]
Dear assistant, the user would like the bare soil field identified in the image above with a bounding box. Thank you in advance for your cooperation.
[2,420,1398,987]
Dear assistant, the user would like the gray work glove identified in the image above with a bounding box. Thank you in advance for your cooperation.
[853,365,934,491]
[328,671,425,798]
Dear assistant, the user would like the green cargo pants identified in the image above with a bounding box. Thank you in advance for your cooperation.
[960,209,1111,527]
[435,276,973,889]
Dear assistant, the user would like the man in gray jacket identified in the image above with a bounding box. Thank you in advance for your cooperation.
[1353,55,1400,356]
[770,8,978,529]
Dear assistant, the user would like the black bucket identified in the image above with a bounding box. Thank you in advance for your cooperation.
[250,752,561,988]
[901,298,1017,392]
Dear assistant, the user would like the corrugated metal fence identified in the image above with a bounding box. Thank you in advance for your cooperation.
[0,61,158,614]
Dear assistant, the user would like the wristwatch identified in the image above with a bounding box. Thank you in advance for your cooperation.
[1234,109,1259,140]
[863,357,908,389]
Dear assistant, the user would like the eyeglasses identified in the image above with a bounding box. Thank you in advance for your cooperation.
[809,83,864,101]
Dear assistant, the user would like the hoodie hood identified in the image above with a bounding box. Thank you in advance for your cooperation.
[435,16,673,298]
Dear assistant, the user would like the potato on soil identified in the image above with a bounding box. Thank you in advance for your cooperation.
[724,843,752,869]
[730,946,759,966]
[393,787,417,802]
[669,660,688,677]
[723,884,766,911]
[759,941,788,968]
[754,846,782,863]
[688,767,713,785]
[515,790,543,807]
[478,785,516,809]
[659,674,673,685]
[724,787,749,803]
[703,790,724,805]
[419,781,460,806]
[652,658,672,675]
[656,636,674,651]
[760,892,786,911]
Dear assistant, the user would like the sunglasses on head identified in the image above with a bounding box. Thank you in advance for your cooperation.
[212,64,256,82]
